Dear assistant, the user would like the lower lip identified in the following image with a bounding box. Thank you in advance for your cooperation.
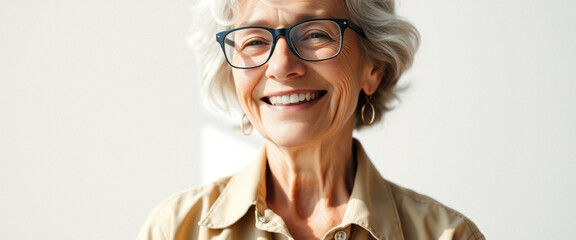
[264,96,324,113]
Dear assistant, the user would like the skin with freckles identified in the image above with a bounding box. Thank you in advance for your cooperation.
[233,0,384,239]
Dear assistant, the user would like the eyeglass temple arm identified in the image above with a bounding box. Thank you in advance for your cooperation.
[346,21,367,38]
[224,38,235,47]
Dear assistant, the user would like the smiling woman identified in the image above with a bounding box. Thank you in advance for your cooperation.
[137,0,485,239]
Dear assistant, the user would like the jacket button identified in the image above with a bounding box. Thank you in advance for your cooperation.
[334,230,347,240]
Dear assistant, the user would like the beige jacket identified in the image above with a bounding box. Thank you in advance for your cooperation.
[138,141,485,240]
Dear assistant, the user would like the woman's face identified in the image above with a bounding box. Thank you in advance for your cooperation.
[233,0,382,147]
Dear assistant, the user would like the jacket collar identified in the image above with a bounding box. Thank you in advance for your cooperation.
[198,140,404,239]
[197,145,268,229]
[341,140,404,239]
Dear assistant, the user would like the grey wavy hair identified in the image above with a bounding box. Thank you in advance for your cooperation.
[189,0,420,129]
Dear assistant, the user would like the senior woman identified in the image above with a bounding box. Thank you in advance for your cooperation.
[139,0,484,239]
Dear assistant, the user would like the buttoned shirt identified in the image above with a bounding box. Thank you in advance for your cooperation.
[138,140,484,240]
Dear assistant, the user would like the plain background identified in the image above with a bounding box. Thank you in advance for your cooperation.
[1,0,575,239]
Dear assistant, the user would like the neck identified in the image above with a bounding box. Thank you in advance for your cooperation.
[264,123,356,219]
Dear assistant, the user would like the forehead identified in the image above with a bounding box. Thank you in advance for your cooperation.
[235,0,348,27]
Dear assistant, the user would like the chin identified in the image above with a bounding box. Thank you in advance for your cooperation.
[266,124,324,148]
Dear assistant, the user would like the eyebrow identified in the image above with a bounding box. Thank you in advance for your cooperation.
[236,14,332,28]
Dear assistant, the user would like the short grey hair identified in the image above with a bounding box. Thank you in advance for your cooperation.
[189,0,420,129]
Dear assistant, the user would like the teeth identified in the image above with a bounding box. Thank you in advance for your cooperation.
[290,94,299,103]
[269,92,319,105]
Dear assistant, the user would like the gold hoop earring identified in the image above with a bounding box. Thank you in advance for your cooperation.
[240,114,253,136]
[361,95,375,126]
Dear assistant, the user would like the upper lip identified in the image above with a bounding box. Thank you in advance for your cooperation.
[262,89,323,99]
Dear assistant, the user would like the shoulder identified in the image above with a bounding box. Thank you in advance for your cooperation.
[386,181,485,240]
[161,176,231,210]
[137,176,232,240]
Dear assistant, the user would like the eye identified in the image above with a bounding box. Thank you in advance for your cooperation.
[301,31,334,41]
[240,37,271,49]
[291,20,341,44]
[232,28,273,50]
[246,40,265,46]
[237,37,272,56]
[307,32,331,39]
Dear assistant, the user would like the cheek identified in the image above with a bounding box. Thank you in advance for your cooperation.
[232,69,268,134]
[326,45,363,120]
[232,69,260,105]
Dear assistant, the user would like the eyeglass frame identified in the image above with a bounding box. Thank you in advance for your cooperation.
[215,18,367,69]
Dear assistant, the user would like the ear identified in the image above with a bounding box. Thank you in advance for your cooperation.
[361,61,385,95]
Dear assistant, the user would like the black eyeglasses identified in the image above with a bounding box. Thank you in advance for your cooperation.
[216,18,366,69]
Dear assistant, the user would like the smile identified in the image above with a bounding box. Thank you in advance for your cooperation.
[263,91,327,106]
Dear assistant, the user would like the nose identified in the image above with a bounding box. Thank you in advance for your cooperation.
[265,37,305,81]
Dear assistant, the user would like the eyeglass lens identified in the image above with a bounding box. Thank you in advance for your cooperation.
[223,20,342,68]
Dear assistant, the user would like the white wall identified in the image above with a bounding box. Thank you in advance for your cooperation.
[0,0,574,239]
